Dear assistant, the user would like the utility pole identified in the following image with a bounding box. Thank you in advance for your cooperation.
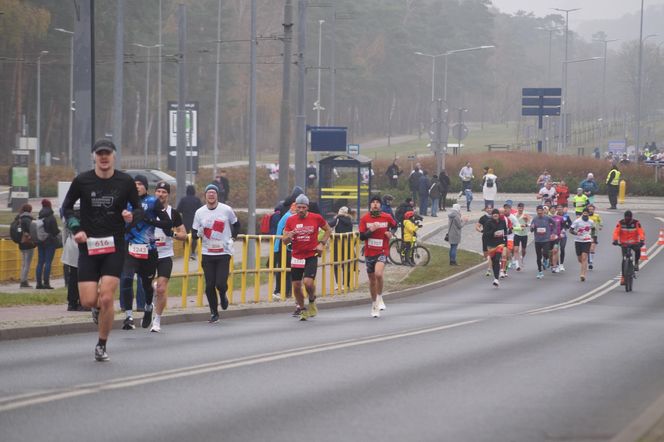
[36,51,47,198]
[157,0,163,170]
[278,0,293,200]
[636,0,645,160]
[55,28,74,167]
[295,0,307,189]
[213,0,222,178]
[176,4,187,205]
[315,19,325,126]
[248,0,257,243]
[329,0,336,125]
[112,0,124,164]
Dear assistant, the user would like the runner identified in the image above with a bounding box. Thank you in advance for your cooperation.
[282,194,331,321]
[556,180,570,207]
[569,207,595,282]
[121,175,172,330]
[612,210,646,284]
[537,181,557,205]
[500,203,518,278]
[530,205,555,280]
[359,195,397,318]
[152,181,187,332]
[554,204,572,272]
[482,209,508,287]
[587,204,603,270]
[511,202,531,271]
[192,184,240,323]
[572,187,589,218]
[61,139,143,361]
[476,206,494,276]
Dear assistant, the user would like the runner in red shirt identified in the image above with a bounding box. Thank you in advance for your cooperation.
[359,195,397,318]
[283,194,331,320]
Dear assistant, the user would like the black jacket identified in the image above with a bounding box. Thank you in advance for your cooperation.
[38,207,60,247]
[18,212,36,251]
[177,195,203,231]
[439,173,451,191]
[329,215,353,234]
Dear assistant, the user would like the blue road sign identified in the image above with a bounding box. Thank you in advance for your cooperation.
[522,97,562,106]
[522,88,562,96]
[521,108,560,116]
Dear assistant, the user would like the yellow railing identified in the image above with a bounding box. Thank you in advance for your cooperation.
[176,232,360,308]
[0,240,65,281]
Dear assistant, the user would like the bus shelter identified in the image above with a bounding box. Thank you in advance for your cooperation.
[318,154,372,219]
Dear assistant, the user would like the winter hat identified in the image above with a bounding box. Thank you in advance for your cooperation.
[452,204,460,212]
[205,184,219,194]
[134,174,149,190]
[338,206,349,216]
[155,181,171,194]
[295,194,309,205]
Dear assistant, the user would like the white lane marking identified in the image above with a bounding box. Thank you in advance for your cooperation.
[0,319,483,413]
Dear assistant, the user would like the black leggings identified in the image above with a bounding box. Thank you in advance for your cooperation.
[535,242,550,271]
[559,236,567,264]
[67,266,80,307]
[491,252,502,279]
[202,254,231,314]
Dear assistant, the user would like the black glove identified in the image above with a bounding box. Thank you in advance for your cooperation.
[639,241,645,247]
[612,240,619,246]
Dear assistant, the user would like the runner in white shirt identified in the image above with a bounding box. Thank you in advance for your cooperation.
[537,182,557,204]
[569,207,595,282]
[192,184,240,323]
[151,181,187,332]
[512,203,530,271]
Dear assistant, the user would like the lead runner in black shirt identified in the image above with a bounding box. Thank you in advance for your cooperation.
[62,139,143,362]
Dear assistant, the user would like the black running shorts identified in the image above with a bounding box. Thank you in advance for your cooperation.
[77,238,126,281]
[575,241,591,256]
[122,248,159,280]
[157,257,173,279]
[514,235,528,249]
[291,256,318,281]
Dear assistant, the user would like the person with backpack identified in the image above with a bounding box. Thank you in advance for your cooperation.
[482,167,498,209]
[34,199,60,289]
[12,204,36,288]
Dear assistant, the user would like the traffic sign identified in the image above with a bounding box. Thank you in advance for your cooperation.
[347,143,359,155]
[522,88,562,96]
[522,107,560,116]
[522,97,561,106]
[451,123,469,140]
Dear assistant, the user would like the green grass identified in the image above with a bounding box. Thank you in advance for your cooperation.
[400,244,484,286]
[0,288,68,307]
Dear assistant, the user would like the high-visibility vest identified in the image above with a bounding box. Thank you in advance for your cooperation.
[573,194,589,213]
[607,169,621,186]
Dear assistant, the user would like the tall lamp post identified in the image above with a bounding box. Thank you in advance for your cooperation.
[55,28,74,168]
[442,45,495,102]
[36,50,48,198]
[552,7,581,154]
[315,19,325,126]
[537,27,561,84]
[132,42,163,168]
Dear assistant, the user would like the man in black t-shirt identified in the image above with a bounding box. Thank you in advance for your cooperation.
[475,206,494,276]
[62,139,143,362]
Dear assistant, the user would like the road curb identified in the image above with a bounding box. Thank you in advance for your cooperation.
[0,256,485,342]
[611,391,664,442]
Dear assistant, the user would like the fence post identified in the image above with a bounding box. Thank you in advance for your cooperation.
[241,237,248,304]
[196,237,204,307]
[181,234,191,308]
[267,237,275,302]
[254,236,261,303]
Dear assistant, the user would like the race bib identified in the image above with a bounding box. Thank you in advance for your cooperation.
[494,231,504,238]
[207,242,225,253]
[536,227,546,234]
[368,238,383,249]
[392,175,398,179]
[128,243,149,260]
[291,257,306,268]
[155,237,167,248]
[87,236,116,256]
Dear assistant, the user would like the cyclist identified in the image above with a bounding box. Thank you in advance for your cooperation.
[512,203,531,271]
[569,207,594,282]
[282,194,331,321]
[587,204,603,270]
[359,195,396,318]
[482,208,508,287]
[612,210,646,284]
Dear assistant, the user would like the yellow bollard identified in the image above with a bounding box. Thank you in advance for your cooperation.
[618,179,626,204]
[321,245,328,297]
[254,236,261,303]
[228,255,235,304]
[280,243,287,301]
[241,238,248,304]
[267,237,275,302]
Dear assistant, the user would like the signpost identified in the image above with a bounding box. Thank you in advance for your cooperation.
[347,143,359,155]
[521,88,561,153]
[9,150,30,212]
[168,101,199,173]
[308,126,348,152]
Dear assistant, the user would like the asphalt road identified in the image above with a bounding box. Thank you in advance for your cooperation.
[1,211,663,442]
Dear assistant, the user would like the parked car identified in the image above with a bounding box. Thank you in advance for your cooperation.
[124,169,186,189]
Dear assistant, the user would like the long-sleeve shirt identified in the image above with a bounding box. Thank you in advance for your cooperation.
[530,215,555,243]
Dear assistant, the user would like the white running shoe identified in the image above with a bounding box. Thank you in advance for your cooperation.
[493,279,500,287]
[537,271,544,279]
[559,264,565,272]
[371,302,380,318]
[150,316,161,333]
[551,266,559,273]
[499,271,506,279]
[377,295,386,311]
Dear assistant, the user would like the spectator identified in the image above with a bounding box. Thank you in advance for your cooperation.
[269,204,283,235]
[35,199,60,290]
[17,204,36,289]
[385,159,402,188]
[213,170,230,203]
[306,161,318,188]
[177,185,203,259]
[482,168,498,208]
[328,206,354,290]
[428,175,442,217]
[579,173,600,204]
[394,198,415,228]
[447,203,468,265]
[438,169,451,211]
[408,163,422,203]
[61,206,86,311]
[536,169,551,189]
[606,163,621,210]
[418,170,431,216]
[381,194,395,219]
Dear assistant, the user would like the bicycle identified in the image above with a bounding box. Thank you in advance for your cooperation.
[389,237,430,266]
[616,243,637,292]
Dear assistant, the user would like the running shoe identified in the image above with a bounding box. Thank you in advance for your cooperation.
[635,262,640,272]
[485,270,492,277]
[551,266,558,273]
[150,316,161,333]
[516,265,522,272]
[122,317,135,330]
[580,275,586,282]
[91,307,99,325]
[299,309,309,321]
[142,305,153,329]
[499,271,506,279]
[378,295,386,311]
[493,279,500,287]
[559,264,565,272]
[307,301,318,318]
[371,302,380,318]
[221,294,229,310]
[292,306,305,317]
[209,313,219,323]
[537,272,544,279]
[94,345,109,362]
[272,292,281,301]
[588,263,593,270]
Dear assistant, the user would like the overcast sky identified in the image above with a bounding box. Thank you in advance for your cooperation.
[490,0,664,25]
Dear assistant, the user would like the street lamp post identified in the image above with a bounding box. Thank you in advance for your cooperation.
[55,28,74,168]
[552,7,581,154]
[315,19,325,126]
[133,43,162,168]
[157,0,163,170]
[537,27,560,84]
[443,45,495,102]
[36,50,48,198]
[213,0,221,178]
